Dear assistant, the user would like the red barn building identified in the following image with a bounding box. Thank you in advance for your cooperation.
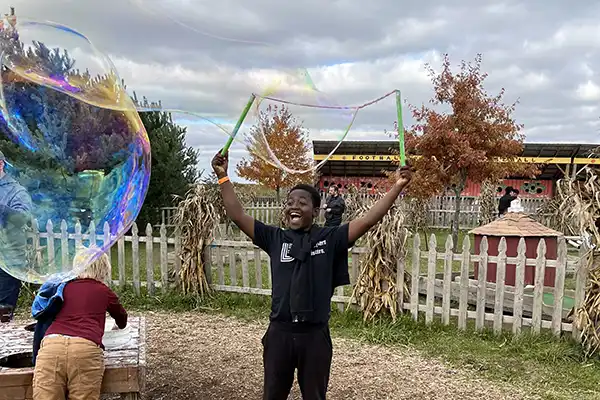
[313,141,600,198]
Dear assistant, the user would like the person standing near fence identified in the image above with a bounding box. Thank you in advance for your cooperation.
[322,186,345,227]
[498,186,518,217]
[211,150,413,400]
[0,150,32,321]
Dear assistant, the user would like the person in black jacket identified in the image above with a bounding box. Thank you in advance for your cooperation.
[498,186,518,216]
[323,186,345,227]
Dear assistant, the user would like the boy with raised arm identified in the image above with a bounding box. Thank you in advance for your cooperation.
[212,150,412,400]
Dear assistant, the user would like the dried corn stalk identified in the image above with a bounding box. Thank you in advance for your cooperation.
[542,167,600,356]
[349,193,409,322]
[479,180,498,225]
[173,184,219,295]
[402,196,429,233]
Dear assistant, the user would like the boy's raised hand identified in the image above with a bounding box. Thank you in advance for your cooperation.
[394,165,413,187]
[212,150,229,179]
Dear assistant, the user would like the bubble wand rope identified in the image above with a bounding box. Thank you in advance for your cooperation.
[396,90,406,167]
[221,94,256,156]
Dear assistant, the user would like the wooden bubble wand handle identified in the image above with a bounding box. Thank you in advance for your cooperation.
[221,94,257,156]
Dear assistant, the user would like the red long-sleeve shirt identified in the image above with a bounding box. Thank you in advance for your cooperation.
[44,279,128,348]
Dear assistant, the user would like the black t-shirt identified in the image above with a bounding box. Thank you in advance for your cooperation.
[253,220,351,324]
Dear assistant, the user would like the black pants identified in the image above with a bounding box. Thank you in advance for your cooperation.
[262,321,332,400]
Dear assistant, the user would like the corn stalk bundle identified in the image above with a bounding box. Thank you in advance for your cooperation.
[548,168,600,356]
[349,194,409,322]
[402,196,430,233]
[534,179,580,234]
[173,184,219,296]
[343,186,373,224]
[479,180,498,226]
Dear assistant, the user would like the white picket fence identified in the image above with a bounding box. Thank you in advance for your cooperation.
[26,218,587,339]
[160,195,548,230]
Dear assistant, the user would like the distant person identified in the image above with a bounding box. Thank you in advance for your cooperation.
[498,186,518,217]
[323,186,346,227]
[0,150,32,320]
[32,250,128,400]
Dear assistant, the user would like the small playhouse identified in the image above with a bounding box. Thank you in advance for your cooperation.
[469,205,563,288]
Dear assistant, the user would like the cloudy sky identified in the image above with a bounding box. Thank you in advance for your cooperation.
[7,0,600,179]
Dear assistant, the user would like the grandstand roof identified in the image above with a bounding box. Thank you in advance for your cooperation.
[312,141,600,179]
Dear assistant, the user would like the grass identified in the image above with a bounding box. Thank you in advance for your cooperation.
[103,289,600,399]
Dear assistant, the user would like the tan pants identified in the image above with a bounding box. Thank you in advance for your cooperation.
[33,336,105,400]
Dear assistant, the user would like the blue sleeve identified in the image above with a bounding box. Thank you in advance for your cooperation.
[9,188,32,213]
[253,220,280,254]
[332,224,351,288]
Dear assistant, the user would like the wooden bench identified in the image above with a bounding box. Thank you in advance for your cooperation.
[0,316,146,399]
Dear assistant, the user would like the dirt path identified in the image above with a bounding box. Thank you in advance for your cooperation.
[144,312,536,400]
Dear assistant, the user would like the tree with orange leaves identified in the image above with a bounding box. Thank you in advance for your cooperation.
[404,54,538,249]
[237,105,314,202]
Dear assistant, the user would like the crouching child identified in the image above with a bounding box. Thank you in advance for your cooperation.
[211,150,413,400]
[32,250,127,400]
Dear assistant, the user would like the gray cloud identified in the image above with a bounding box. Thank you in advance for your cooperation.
[6,0,600,180]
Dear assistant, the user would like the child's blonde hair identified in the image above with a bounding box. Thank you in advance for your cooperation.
[74,246,111,284]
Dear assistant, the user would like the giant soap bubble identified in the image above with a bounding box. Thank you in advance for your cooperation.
[0,18,150,283]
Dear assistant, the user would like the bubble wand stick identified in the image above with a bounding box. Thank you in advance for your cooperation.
[395,90,406,167]
[221,94,256,156]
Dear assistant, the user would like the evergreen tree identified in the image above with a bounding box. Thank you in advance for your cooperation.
[134,108,200,229]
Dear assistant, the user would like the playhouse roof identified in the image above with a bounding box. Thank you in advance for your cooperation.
[469,212,563,237]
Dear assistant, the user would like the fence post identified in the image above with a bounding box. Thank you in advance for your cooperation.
[160,224,169,293]
[532,239,547,334]
[46,220,55,272]
[475,237,488,331]
[513,238,526,335]
[174,226,182,286]
[74,222,82,249]
[117,232,126,289]
[411,234,421,321]
[146,224,154,295]
[60,220,68,271]
[493,238,507,334]
[442,235,453,325]
[204,245,213,286]
[31,219,40,267]
[425,234,437,324]
[132,223,140,296]
[573,243,590,341]
[103,222,111,270]
[89,221,97,248]
[552,237,567,336]
[458,235,470,330]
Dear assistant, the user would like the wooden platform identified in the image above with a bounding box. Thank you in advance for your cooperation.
[0,316,146,400]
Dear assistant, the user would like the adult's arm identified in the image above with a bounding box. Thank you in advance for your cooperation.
[2,188,33,227]
[348,168,412,244]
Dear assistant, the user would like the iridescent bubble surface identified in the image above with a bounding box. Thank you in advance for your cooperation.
[0,18,150,283]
